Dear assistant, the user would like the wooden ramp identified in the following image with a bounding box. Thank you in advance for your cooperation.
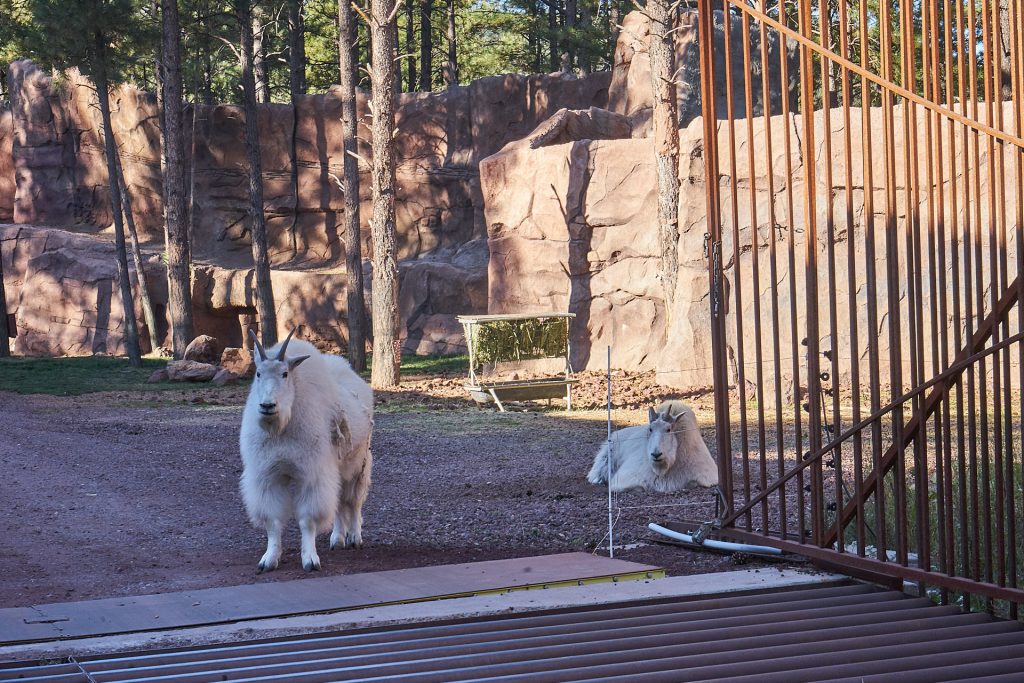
[6,580,1024,682]
[0,553,661,647]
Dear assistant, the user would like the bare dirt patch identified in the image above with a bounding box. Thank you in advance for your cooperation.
[0,371,784,608]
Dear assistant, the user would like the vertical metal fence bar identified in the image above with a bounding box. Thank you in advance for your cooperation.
[900,0,925,581]
[989,0,1012,602]
[964,0,983,602]
[858,0,887,562]
[837,0,865,556]
[721,0,751,529]
[952,0,975,610]
[976,0,995,609]
[1009,0,1024,620]
[797,0,824,546]
[816,0,843,552]
[757,0,787,543]
[776,3,805,543]
[912,0,934,594]
[697,0,732,517]
[879,0,907,567]
[946,0,968,607]
[739,7,769,534]
[924,0,948,604]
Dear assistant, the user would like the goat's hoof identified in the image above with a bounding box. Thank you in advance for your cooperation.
[302,558,321,572]
[257,560,277,574]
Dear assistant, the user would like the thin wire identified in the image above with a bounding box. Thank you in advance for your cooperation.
[606,345,614,559]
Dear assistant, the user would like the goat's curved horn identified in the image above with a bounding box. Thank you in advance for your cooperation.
[248,329,267,362]
[277,327,296,360]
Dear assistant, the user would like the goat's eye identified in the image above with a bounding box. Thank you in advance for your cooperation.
[283,372,289,378]
[256,372,261,378]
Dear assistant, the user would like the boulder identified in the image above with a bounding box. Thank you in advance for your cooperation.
[183,335,222,364]
[212,368,238,386]
[147,368,169,383]
[166,359,219,382]
[220,346,256,378]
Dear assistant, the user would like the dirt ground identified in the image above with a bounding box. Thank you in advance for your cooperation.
[0,370,784,608]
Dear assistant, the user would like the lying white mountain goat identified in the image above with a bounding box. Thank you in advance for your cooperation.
[239,329,373,572]
[587,400,718,493]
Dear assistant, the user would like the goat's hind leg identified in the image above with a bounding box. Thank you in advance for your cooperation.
[332,445,372,550]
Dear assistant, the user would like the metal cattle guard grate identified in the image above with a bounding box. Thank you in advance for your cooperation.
[6,582,1024,681]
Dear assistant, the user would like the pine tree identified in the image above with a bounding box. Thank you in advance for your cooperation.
[647,0,680,315]
[369,0,401,387]
[161,0,196,358]
[26,0,148,365]
[237,0,278,346]
[338,0,366,371]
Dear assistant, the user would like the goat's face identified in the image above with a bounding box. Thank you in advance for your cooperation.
[646,407,680,475]
[249,329,309,431]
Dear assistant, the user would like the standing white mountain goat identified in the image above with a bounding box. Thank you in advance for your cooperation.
[587,401,717,493]
[239,329,374,572]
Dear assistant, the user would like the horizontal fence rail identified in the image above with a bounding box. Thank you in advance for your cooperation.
[697,0,1024,615]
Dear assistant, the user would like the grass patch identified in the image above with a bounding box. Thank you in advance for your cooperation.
[0,356,220,396]
[363,353,469,378]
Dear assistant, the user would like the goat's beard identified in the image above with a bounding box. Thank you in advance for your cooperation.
[258,408,290,435]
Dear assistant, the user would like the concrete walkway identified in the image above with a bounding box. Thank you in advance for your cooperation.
[0,561,844,664]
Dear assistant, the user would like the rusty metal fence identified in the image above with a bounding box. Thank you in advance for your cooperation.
[697,0,1024,614]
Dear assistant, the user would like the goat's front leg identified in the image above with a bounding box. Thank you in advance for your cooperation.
[258,518,284,573]
[298,516,321,572]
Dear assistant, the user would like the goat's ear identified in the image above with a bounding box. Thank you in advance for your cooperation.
[288,355,310,370]
[648,407,657,423]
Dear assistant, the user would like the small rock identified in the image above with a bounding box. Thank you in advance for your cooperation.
[183,335,222,364]
[212,368,238,386]
[166,360,219,382]
[147,368,169,383]
[220,347,255,378]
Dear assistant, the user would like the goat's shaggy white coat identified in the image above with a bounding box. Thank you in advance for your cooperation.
[239,335,373,572]
[587,400,717,493]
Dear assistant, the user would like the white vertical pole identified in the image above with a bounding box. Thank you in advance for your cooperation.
[606,345,613,558]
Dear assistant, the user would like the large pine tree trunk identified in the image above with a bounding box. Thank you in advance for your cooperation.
[647,0,680,315]
[238,0,278,346]
[113,151,160,351]
[160,0,195,358]
[419,0,433,90]
[287,0,305,257]
[548,0,558,71]
[253,7,270,104]
[287,0,307,95]
[405,0,417,90]
[443,0,457,87]
[93,48,143,367]
[369,0,401,388]
[338,0,367,372]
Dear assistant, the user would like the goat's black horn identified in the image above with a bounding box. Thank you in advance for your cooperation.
[277,328,296,360]
[249,329,267,362]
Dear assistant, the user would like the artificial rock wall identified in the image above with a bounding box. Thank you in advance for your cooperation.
[0,58,610,356]
[0,8,787,368]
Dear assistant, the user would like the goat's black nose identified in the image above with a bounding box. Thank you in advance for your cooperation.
[260,402,276,410]
[651,451,663,460]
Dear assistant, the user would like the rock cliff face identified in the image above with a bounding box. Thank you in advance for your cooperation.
[482,84,1021,391]
[0,62,608,356]
[0,8,788,368]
